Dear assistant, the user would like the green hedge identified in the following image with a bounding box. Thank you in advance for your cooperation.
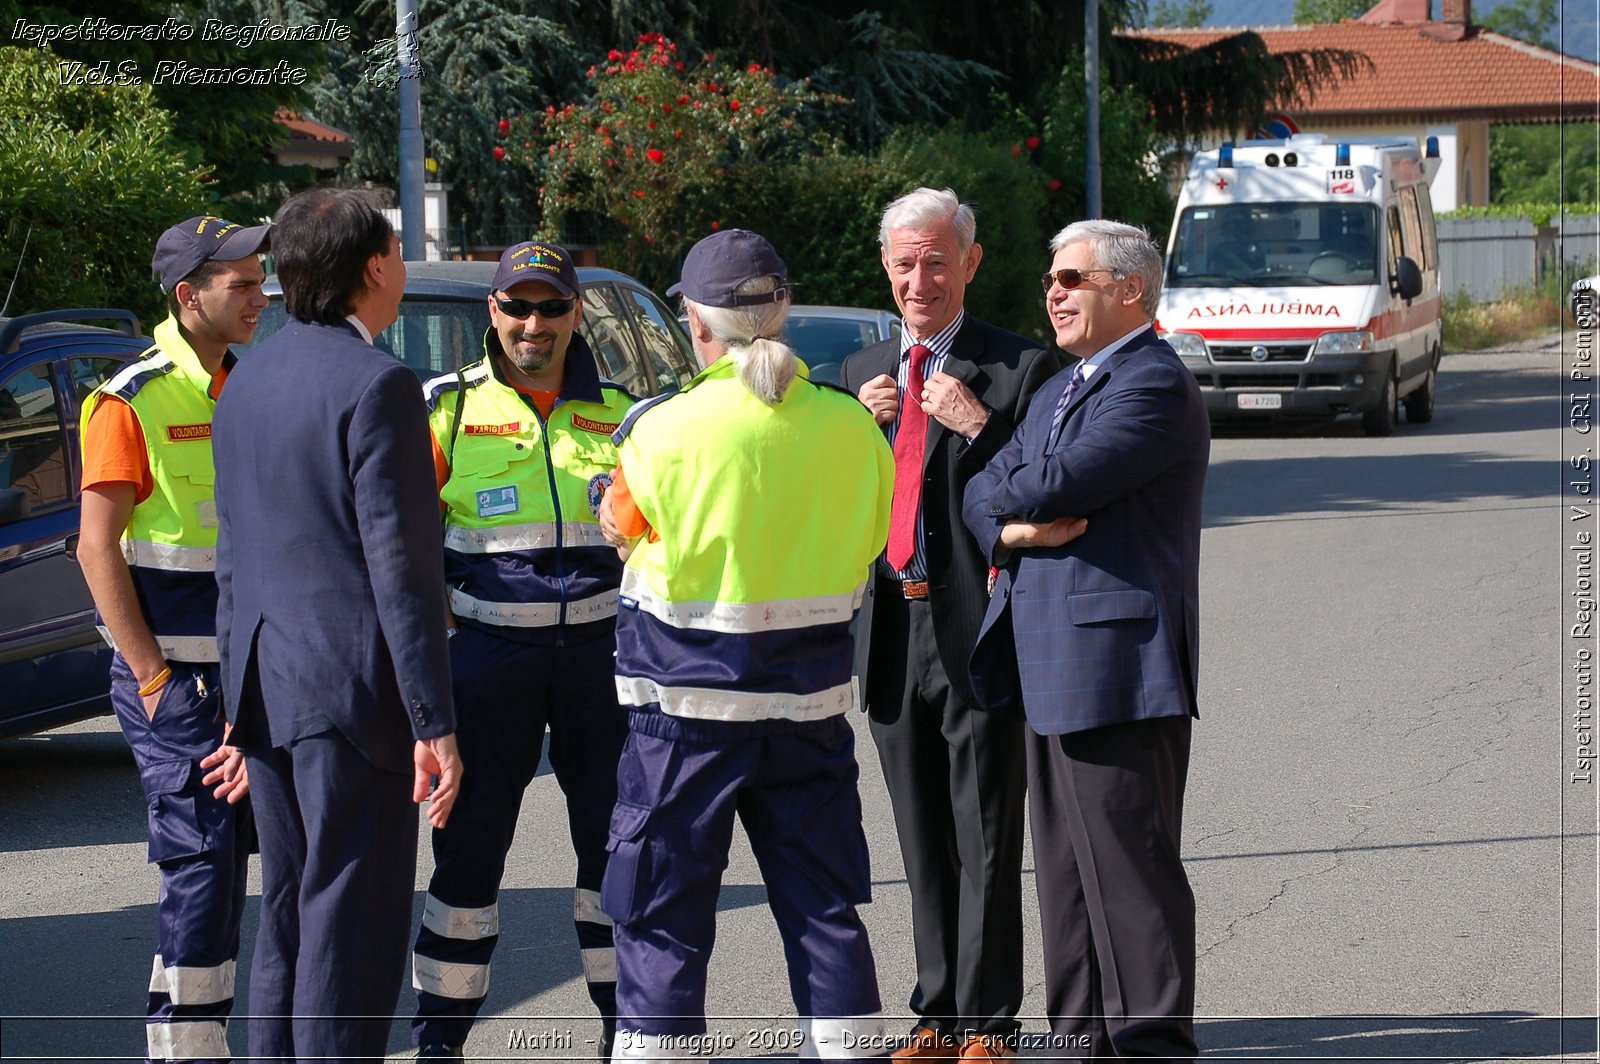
[713,128,1053,339]
[0,47,209,322]
[1439,203,1599,228]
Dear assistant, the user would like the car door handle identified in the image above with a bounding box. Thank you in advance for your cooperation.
[63,532,79,559]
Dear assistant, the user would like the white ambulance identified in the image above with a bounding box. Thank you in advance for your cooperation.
[1158,134,1443,435]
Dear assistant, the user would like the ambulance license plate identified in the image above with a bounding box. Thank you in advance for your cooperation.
[1236,393,1282,410]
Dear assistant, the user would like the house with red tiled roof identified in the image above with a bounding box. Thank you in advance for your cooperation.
[272,108,354,171]
[1122,0,1599,209]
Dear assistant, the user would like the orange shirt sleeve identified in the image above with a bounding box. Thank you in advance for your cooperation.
[608,465,657,542]
[431,430,450,492]
[80,396,154,503]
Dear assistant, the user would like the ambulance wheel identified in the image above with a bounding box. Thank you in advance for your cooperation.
[1403,364,1436,424]
[1363,371,1396,437]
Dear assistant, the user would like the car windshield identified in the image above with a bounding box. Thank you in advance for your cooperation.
[1167,202,1380,288]
[782,313,896,384]
[255,299,483,378]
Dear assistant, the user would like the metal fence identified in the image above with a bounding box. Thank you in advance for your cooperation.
[380,213,456,261]
[1438,214,1600,300]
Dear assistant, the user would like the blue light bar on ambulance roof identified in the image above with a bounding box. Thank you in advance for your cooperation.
[1426,135,1440,158]
[1218,142,1234,167]
[1335,143,1350,166]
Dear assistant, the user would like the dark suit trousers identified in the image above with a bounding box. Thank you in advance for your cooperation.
[1027,716,1196,1062]
[244,723,418,1063]
[868,585,1025,1037]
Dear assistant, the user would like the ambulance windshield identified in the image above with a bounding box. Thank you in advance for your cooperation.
[1167,203,1380,288]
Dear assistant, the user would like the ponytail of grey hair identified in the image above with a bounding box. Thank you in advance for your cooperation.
[686,276,797,405]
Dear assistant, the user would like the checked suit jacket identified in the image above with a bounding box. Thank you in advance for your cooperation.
[961,326,1209,734]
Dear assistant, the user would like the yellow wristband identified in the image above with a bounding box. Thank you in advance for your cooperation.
[138,666,172,698]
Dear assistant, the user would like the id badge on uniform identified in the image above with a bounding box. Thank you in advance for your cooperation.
[476,485,519,518]
[195,499,218,528]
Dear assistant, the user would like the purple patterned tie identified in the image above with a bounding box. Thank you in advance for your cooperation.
[1048,361,1088,439]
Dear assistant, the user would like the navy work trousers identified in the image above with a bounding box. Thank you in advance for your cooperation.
[412,624,627,1051]
[602,708,884,1057]
[110,655,251,1064]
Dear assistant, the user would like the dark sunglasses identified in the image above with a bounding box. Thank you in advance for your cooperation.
[494,293,577,318]
[1040,268,1117,292]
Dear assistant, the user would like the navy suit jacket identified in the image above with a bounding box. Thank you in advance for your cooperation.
[213,319,455,773]
[961,327,1209,735]
[842,316,1061,709]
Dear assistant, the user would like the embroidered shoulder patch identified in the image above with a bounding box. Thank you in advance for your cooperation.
[571,414,621,435]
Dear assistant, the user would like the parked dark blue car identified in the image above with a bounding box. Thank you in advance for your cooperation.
[0,310,147,739]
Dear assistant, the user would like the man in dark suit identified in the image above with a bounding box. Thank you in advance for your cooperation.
[963,219,1209,1061]
[212,188,463,1063]
[842,187,1060,1064]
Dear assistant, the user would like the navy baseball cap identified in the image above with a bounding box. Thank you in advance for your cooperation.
[667,229,789,308]
[151,215,272,293]
[493,241,579,298]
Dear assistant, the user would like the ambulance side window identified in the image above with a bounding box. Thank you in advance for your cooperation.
[1414,184,1438,270]
[1386,205,1404,281]
[1397,187,1425,268]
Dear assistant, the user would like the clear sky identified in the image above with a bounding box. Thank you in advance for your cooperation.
[1191,0,1597,62]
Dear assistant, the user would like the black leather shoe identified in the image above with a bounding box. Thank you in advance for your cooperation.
[418,1045,464,1064]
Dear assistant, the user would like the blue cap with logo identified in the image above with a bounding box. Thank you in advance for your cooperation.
[151,215,272,293]
[493,241,579,298]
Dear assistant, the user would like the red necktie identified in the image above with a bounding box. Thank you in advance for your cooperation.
[886,344,933,572]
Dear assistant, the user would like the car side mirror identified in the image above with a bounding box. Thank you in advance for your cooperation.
[1394,256,1423,301]
[0,487,30,526]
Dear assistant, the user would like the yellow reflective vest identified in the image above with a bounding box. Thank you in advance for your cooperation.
[425,332,634,640]
[613,355,894,720]
[80,317,226,662]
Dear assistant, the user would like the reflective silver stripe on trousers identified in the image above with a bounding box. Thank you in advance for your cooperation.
[422,893,499,939]
[413,953,490,999]
[802,1015,888,1060]
[97,627,218,663]
[149,954,235,1005]
[615,675,856,721]
[619,568,865,635]
[146,1019,229,1061]
[582,946,618,983]
[444,521,610,554]
[122,539,216,573]
[450,587,619,627]
[97,628,218,663]
[574,887,613,927]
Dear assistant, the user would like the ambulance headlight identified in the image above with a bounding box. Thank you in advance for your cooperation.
[1163,331,1209,359]
[1312,330,1374,355]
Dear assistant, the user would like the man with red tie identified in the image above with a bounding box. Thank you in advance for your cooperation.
[841,187,1063,1063]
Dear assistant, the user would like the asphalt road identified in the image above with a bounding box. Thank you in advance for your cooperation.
[1,332,1593,1063]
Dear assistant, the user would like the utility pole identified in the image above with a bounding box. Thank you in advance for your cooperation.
[397,0,425,259]
[1085,0,1102,219]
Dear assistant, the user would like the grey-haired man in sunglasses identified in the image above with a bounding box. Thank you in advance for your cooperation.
[407,241,634,1062]
[964,219,1209,1060]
